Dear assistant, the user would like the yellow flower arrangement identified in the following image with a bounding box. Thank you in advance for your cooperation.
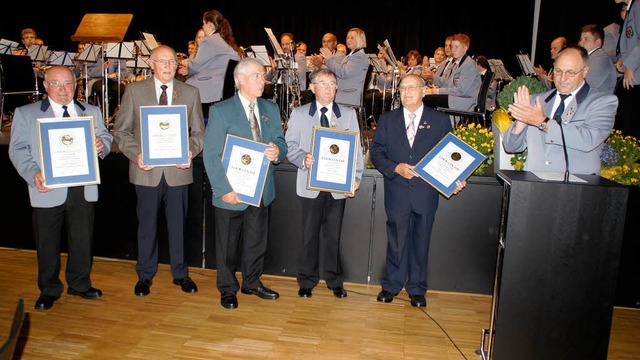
[600,129,640,186]
[453,122,494,175]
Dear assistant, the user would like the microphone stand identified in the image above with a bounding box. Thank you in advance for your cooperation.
[557,120,570,182]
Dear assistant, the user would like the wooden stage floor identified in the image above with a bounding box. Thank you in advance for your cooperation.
[0,247,639,359]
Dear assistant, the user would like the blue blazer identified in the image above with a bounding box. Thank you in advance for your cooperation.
[370,105,452,214]
[8,99,113,208]
[203,93,287,210]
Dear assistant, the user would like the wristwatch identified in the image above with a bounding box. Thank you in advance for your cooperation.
[538,117,550,131]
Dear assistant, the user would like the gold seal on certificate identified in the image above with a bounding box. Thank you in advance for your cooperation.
[307,126,359,194]
[414,132,487,198]
[140,105,190,166]
[37,116,101,188]
[222,134,270,207]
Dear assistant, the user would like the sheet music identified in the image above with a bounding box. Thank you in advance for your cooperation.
[0,38,19,54]
[516,54,536,76]
[382,40,399,68]
[488,59,514,81]
[134,40,151,56]
[27,45,49,62]
[368,54,388,73]
[142,32,159,51]
[106,42,135,59]
[126,55,150,69]
[264,28,284,56]
[76,44,101,62]
[48,51,76,66]
[250,45,271,66]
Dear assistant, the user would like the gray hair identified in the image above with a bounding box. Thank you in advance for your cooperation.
[233,57,264,89]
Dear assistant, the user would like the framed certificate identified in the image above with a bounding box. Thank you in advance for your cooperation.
[307,126,359,194]
[414,132,487,199]
[222,134,270,207]
[37,116,100,188]
[140,105,189,166]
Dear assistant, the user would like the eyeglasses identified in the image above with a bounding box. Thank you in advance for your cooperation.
[248,73,267,81]
[313,81,337,88]
[153,59,177,66]
[47,81,74,88]
[552,67,585,79]
[399,85,423,93]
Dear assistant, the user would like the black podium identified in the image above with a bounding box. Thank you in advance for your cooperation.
[481,170,629,360]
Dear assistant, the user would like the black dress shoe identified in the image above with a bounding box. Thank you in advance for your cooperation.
[34,295,60,310]
[173,277,198,293]
[377,290,398,303]
[220,292,238,309]
[67,287,103,299]
[241,285,279,300]
[409,294,427,307]
[328,285,347,298]
[298,287,313,298]
[134,279,152,296]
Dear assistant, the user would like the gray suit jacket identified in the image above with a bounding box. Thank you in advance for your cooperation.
[186,32,241,103]
[324,49,369,107]
[433,54,481,111]
[9,99,113,208]
[113,78,205,187]
[618,1,640,86]
[586,47,617,94]
[503,83,618,175]
[285,101,364,199]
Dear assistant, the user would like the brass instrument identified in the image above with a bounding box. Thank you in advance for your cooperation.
[76,65,86,102]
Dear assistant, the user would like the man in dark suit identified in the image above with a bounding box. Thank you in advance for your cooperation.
[202,57,287,310]
[370,74,466,308]
[9,65,113,310]
[113,45,205,297]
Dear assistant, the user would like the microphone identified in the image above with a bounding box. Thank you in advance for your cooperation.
[557,119,570,182]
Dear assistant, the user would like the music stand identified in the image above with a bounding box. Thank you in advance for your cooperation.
[516,53,536,77]
[106,42,135,60]
[76,44,101,63]
[250,45,270,66]
[141,32,159,52]
[134,40,151,56]
[488,59,513,82]
[47,51,76,66]
[0,39,19,55]
[27,45,49,62]
[71,13,133,124]
[264,28,284,57]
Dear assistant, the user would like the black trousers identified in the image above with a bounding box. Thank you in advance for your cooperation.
[214,204,269,294]
[134,177,190,281]
[32,186,94,296]
[297,193,346,289]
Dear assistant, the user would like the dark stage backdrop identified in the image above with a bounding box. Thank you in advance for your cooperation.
[0,1,619,86]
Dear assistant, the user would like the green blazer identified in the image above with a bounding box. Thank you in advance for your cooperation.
[203,93,287,210]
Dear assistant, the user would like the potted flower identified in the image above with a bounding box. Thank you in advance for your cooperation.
[453,122,494,175]
[491,76,547,171]
[600,129,640,186]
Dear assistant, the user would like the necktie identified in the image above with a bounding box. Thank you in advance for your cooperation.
[320,106,329,127]
[159,84,168,105]
[249,102,262,142]
[407,113,416,146]
[438,59,451,77]
[553,94,571,123]
[62,105,70,118]
[445,61,457,80]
